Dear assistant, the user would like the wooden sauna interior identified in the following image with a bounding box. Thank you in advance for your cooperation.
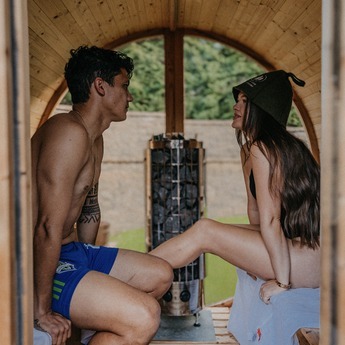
[0,0,344,344]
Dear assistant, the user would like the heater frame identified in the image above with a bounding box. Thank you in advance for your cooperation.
[145,134,206,316]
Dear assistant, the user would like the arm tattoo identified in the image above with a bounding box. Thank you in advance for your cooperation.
[78,183,101,224]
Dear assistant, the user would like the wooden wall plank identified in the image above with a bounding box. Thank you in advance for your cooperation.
[30,75,56,102]
[83,0,121,42]
[135,0,151,30]
[184,0,202,28]
[61,0,106,45]
[176,0,186,28]
[29,0,73,53]
[197,0,221,31]
[252,0,319,53]
[142,0,164,28]
[29,0,88,48]
[0,0,16,342]
[1,0,32,344]
[28,29,67,72]
[297,79,321,98]
[303,93,321,111]
[127,1,146,30]
[249,14,284,50]
[106,0,134,37]
[31,99,49,135]
[265,1,321,61]
[224,0,258,39]
[211,0,239,35]
[269,0,316,31]
[30,56,63,90]
[321,0,345,343]
[160,0,170,27]
[238,0,286,43]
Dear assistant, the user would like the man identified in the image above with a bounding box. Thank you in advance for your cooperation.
[32,46,173,345]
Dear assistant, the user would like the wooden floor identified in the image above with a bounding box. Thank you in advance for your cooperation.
[150,306,319,345]
[67,304,318,345]
[150,306,239,345]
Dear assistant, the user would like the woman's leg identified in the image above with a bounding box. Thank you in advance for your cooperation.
[149,218,320,288]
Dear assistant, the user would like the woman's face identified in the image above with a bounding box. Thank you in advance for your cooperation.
[232,91,248,130]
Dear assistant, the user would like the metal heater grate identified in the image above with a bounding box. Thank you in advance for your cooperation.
[146,133,206,316]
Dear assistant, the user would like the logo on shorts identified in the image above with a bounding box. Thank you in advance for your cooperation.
[83,243,100,250]
[56,261,77,274]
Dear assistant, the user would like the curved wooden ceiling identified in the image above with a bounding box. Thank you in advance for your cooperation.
[28,0,321,156]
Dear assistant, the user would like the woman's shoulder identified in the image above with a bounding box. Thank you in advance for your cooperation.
[249,141,269,159]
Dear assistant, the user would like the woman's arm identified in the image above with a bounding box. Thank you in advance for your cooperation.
[250,144,291,288]
[240,146,260,224]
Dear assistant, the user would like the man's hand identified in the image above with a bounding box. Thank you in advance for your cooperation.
[34,311,72,345]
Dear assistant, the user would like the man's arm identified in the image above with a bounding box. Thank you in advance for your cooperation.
[33,122,89,343]
[76,183,101,244]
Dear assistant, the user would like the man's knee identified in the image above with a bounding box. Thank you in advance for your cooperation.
[128,297,161,343]
[155,259,173,293]
[89,298,161,345]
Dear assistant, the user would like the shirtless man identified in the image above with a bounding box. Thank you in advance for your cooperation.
[32,46,173,345]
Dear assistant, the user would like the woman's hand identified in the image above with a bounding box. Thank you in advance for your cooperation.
[259,279,289,304]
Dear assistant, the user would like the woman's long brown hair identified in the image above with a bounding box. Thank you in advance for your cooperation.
[236,102,320,249]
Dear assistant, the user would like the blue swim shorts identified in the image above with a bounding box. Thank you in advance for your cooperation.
[51,242,119,319]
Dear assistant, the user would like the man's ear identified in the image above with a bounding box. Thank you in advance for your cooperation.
[93,77,106,96]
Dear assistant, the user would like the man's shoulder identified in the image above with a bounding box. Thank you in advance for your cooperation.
[35,113,87,139]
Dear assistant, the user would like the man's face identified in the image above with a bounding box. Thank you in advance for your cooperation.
[105,68,133,122]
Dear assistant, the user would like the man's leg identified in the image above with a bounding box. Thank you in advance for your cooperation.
[109,249,173,299]
[70,250,173,345]
[70,271,161,345]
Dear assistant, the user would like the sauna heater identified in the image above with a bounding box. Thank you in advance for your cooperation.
[146,133,206,317]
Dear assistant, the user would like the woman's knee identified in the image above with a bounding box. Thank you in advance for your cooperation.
[192,218,216,243]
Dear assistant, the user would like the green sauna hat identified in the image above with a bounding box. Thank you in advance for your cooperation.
[232,70,305,127]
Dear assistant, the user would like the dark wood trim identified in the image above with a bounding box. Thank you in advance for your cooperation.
[39,80,67,128]
[165,29,184,134]
[293,95,319,161]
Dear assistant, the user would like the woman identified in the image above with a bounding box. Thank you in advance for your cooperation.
[150,70,320,304]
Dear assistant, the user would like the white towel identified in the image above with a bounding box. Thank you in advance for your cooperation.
[228,268,320,345]
[81,329,96,344]
[33,328,52,345]
[33,326,95,344]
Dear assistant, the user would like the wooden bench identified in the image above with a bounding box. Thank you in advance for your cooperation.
[296,328,320,345]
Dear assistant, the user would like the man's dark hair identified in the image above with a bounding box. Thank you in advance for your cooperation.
[64,45,134,104]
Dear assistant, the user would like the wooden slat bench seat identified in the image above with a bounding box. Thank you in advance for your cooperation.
[64,306,319,345]
[296,328,320,345]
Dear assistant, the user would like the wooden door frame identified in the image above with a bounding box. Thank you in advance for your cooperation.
[1,0,344,343]
[0,0,32,343]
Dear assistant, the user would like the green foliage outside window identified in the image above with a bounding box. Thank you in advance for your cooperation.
[61,37,302,126]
